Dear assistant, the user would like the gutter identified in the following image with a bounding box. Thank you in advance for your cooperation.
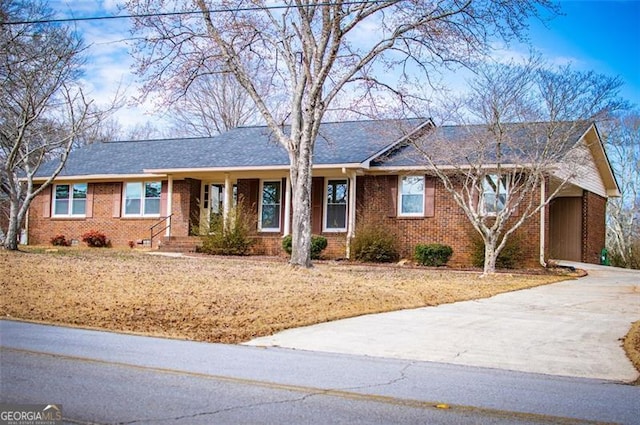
[540,178,547,268]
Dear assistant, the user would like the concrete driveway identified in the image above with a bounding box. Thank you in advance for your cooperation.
[247,262,640,382]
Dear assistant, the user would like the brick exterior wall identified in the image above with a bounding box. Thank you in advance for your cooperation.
[582,191,607,264]
[27,174,580,269]
[28,180,194,248]
[355,175,542,267]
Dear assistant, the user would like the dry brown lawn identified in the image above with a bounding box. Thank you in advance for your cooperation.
[1,248,572,344]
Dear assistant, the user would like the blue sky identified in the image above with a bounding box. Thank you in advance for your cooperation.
[47,0,640,129]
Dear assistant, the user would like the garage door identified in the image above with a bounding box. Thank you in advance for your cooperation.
[549,197,583,261]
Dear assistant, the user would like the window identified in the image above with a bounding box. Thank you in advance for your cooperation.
[260,181,281,231]
[53,183,87,216]
[124,182,161,216]
[325,179,348,231]
[481,174,508,214]
[399,176,424,216]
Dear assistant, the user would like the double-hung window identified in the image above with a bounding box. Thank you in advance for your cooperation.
[53,183,87,216]
[260,181,281,231]
[325,179,348,231]
[399,176,425,216]
[124,182,161,216]
[481,174,508,215]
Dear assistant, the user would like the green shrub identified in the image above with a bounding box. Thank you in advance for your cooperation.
[414,243,453,266]
[197,205,254,255]
[351,219,399,263]
[282,234,328,260]
[81,230,108,247]
[50,234,70,247]
[470,234,523,269]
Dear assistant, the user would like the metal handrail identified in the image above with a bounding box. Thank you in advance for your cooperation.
[150,214,172,248]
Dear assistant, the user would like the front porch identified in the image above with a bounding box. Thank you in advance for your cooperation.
[159,169,359,259]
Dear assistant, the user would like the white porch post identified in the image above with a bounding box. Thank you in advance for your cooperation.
[539,178,547,267]
[165,175,173,237]
[224,173,232,230]
[346,171,357,259]
[283,176,291,236]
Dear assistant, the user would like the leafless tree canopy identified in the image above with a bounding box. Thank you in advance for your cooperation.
[125,0,557,266]
[604,111,640,268]
[410,58,627,274]
[0,0,104,249]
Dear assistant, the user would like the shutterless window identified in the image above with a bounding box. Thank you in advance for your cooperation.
[124,182,161,216]
[482,174,508,214]
[399,176,424,216]
[260,181,281,231]
[53,183,87,216]
[325,179,348,231]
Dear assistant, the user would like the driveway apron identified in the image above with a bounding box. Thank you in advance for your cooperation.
[247,262,640,382]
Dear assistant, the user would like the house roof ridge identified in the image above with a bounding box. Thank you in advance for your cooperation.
[235,116,429,129]
[438,119,593,129]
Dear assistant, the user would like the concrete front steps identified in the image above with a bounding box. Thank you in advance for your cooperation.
[157,236,202,253]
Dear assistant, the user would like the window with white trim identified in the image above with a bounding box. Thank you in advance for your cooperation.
[399,176,424,216]
[124,182,161,216]
[481,174,508,215]
[325,179,348,231]
[260,181,281,231]
[53,183,87,216]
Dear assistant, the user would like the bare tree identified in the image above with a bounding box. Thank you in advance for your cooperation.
[125,0,557,267]
[0,0,105,250]
[169,71,262,137]
[411,59,627,275]
[604,111,640,268]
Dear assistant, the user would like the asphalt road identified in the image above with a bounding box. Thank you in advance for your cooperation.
[1,321,638,424]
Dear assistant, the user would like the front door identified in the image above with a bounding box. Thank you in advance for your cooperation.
[200,182,238,233]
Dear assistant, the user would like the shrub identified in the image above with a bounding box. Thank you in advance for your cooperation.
[415,243,453,267]
[351,217,399,263]
[81,230,109,248]
[282,234,328,260]
[198,204,254,255]
[50,234,70,247]
[470,233,523,269]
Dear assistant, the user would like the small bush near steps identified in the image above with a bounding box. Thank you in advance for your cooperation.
[414,243,453,267]
[50,234,70,247]
[81,230,109,248]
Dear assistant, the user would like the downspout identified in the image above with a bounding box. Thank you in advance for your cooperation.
[283,176,291,236]
[165,175,173,238]
[346,170,357,259]
[539,178,547,267]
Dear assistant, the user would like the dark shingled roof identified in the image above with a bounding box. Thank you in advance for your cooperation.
[36,118,426,177]
[371,121,593,167]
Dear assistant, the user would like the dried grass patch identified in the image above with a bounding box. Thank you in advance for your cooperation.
[1,248,569,343]
[622,320,640,384]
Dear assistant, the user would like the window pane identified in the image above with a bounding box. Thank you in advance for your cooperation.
[125,182,142,199]
[145,181,161,198]
[145,199,160,215]
[73,183,87,199]
[262,182,280,205]
[261,205,280,229]
[402,194,423,214]
[327,205,346,229]
[125,199,141,215]
[54,199,69,215]
[327,180,347,204]
[72,199,86,215]
[482,175,508,213]
[400,176,424,214]
[55,184,69,199]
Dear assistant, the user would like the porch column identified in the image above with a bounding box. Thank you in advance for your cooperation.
[539,178,546,267]
[346,170,357,259]
[283,176,291,236]
[165,175,173,237]
[224,173,232,230]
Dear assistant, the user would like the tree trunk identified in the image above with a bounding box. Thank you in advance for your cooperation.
[289,142,313,268]
[3,200,21,250]
[482,237,498,276]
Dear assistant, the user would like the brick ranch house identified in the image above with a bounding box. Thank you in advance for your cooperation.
[27,118,619,267]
